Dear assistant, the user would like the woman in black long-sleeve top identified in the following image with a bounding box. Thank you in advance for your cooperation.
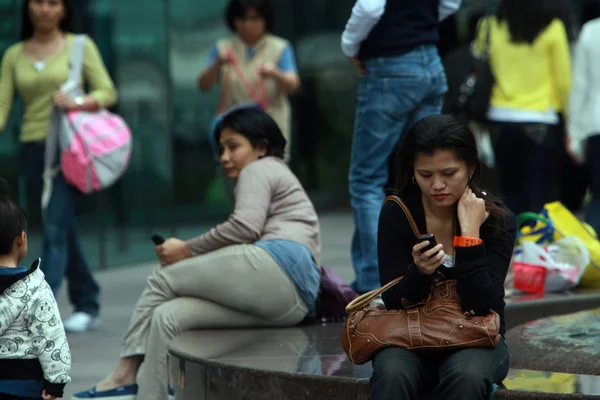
[371,114,517,400]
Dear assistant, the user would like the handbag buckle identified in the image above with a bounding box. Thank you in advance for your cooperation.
[440,281,450,298]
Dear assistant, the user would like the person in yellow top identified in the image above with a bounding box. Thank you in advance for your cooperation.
[0,0,117,333]
[474,0,572,216]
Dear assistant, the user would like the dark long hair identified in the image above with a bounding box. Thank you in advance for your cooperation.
[394,115,509,235]
[20,0,74,40]
[496,0,570,44]
[0,178,27,255]
[214,107,286,159]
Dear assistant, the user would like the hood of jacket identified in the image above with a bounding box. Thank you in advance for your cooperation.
[0,258,45,335]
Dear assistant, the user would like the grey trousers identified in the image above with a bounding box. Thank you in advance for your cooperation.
[120,244,309,400]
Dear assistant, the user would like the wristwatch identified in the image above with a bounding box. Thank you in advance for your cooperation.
[453,236,483,247]
[74,96,85,109]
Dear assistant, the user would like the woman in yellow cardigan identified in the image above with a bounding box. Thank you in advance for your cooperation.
[475,0,572,215]
[0,0,117,333]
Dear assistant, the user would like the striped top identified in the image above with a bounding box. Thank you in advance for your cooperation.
[186,156,322,265]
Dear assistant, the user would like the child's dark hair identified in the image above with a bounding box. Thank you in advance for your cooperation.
[0,178,27,255]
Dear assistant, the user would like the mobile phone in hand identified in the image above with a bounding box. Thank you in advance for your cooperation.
[418,234,438,255]
[151,234,165,246]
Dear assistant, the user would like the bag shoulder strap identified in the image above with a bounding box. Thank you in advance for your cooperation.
[383,195,421,238]
[345,196,422,312]
[483,16,492,56]
[67,34,87,84]
[42,35,87,217]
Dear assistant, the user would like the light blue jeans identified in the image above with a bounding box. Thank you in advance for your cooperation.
[348,45,448,293]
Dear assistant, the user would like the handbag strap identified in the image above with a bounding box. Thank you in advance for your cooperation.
[41,34,87,216]
[216,48,270,114]
[67,35,86,85]
[383,195,421,238]
[482,17,492,59]
[345,196,422,312]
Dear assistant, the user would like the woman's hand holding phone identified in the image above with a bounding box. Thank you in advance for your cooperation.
[153,235,190,267]
[412,241,445,275]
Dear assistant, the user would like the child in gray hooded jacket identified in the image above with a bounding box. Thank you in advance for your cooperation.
[0,179,71,399]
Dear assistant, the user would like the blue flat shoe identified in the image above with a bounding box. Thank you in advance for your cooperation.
[71,383,138,400]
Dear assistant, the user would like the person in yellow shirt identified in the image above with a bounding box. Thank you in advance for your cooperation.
[0,0,117,333]
[475,0,572,216]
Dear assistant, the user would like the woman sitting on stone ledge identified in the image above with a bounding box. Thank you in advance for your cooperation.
[73,107,322,400]
[371,115,517,400]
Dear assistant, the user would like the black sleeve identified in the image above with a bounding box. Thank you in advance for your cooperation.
[378,200,434,310]
[44,380,66,397]
[454,212,517,315]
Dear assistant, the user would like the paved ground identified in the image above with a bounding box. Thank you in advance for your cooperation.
[56,212,356,398]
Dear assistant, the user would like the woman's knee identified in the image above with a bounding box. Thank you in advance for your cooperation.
[151,301,180,339]
[146,265,173,293]
[438,361,490,396]
[370,348,422,396]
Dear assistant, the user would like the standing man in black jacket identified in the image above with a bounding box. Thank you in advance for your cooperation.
[341,0,462,294]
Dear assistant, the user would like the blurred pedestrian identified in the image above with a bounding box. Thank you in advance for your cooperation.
[340,0,462,293]
[476,0,572,215]
[0,0,118,332]
[198,0,300,162]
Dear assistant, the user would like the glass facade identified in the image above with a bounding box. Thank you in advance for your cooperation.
[1,0,593,269]
[0,0,365,269]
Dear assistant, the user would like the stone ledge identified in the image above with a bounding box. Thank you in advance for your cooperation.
[167,322,600,399]
[504,289,600,331]
[506,308,600,376]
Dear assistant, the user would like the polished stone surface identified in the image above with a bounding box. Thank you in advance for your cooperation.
[166,289,600,399]
[506,308,600,376]
[168,325,371,380]
[504,370,600,397]
[168,322,600,399]
[504,289,600,331]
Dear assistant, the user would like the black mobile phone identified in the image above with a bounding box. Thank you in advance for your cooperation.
[418,234,438,254]
[151,234,165,246]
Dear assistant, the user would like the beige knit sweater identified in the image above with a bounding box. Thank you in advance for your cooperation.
[187,157,322,265]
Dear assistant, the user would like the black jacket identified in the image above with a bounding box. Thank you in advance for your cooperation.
[377,187,517,336]
[358,0,441,60]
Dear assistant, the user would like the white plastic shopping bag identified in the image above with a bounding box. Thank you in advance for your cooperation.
[512,237,590,293]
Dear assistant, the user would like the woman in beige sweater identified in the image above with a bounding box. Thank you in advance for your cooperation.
[73,107,322,400]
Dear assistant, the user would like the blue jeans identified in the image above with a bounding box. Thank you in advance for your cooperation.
[371,340,510,400]
[348,46,448,293]
[586,135,600,234]
[20,142,100,316]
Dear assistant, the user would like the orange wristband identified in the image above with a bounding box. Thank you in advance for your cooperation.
[453,236,483,247]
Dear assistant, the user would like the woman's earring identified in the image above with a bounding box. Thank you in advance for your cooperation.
[412,176,417,185]
[469,175,473,182]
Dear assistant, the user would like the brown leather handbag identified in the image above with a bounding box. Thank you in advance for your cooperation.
[340,196,501,365]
